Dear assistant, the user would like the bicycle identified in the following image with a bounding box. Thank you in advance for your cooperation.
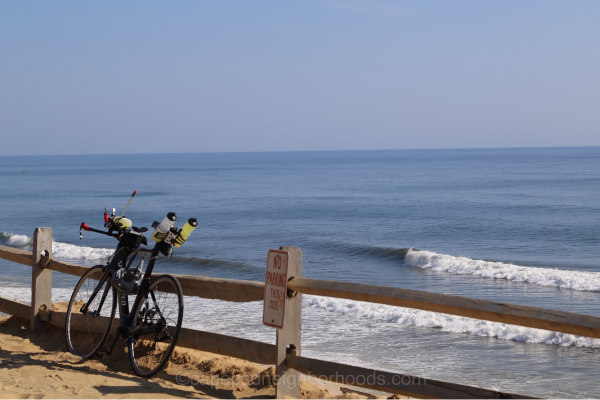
[65,191,197,377]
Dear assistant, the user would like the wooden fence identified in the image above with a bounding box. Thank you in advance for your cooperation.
[3,227,600,398]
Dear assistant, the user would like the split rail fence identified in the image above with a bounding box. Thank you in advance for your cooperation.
[2,227,600,398]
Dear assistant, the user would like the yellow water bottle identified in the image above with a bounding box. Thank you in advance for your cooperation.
[174,218,197,247]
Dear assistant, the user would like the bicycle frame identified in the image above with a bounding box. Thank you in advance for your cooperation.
[115,244,162,337]
[78,241,164,355]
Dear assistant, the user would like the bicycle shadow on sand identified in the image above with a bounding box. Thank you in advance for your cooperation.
[0,316,272,399]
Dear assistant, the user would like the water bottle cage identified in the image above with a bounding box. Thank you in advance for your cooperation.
[164,228,178,245]
[154,228,177,257]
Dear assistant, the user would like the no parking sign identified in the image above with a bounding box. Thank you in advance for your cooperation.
[263,249,289,328]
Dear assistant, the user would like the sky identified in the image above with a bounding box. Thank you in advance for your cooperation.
[1,0,599,155]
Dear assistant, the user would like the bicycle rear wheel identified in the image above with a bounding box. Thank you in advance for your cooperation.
[65,265,117,359]
[128,274,183,377]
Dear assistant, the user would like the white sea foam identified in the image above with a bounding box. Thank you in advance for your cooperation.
[51,241,113,262]
[0,287,31,305]
[1,232,31,247]
[8,234,31,247]
[405,248,600,292]
[304,295,600,348]
[2,232,113,262]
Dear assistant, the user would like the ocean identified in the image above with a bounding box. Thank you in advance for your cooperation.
[1,147,599,397]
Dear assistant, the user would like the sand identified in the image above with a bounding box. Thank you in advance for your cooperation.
[0,315,384,399]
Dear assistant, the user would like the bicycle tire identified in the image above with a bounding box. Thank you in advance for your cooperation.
[128,274,184,377]
[65,265,117,359]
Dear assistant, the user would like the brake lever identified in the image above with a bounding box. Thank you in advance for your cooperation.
[80,222,90,239]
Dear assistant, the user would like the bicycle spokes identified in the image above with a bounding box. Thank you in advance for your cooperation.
[128,275,183,377]
[65,266,117,359]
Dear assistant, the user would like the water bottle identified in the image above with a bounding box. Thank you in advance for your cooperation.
[152,212,177,242]
[174,218,197,247]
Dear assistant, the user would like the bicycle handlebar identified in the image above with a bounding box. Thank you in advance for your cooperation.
[79,192,196,253]
[80,213,197,251]
[80,222,119,239]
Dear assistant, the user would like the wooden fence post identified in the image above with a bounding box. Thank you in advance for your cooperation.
[31,227,52,331]
[276,246,302,398]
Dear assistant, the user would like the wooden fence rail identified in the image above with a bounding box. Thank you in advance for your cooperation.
[2,227,595,398]
[287,277,600,339]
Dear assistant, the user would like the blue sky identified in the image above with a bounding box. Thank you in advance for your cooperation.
[1,1,598,155]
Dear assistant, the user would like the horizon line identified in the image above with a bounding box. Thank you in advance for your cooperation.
[1,144,599,158]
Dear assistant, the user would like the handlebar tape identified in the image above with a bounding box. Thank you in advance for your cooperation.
[80,222,118,237]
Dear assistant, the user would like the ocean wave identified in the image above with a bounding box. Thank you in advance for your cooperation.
[1,232,113,262]
[304,295,600,348]
[52,241,113,262]
[0,232,253,270]
[405,248,600,292]
[0,232,32,247]
[318,241,412,259]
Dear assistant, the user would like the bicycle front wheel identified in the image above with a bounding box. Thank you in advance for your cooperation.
[128,274,184,377]
[65,265,117,359]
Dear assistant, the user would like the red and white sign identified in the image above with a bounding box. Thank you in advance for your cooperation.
[263,249,289,328]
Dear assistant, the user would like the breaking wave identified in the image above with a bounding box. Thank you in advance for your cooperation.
[404,248,600,292]
[0,232,31,247]
[1,232,113,262]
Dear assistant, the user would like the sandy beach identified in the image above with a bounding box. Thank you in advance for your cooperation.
[0,315,370,399]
